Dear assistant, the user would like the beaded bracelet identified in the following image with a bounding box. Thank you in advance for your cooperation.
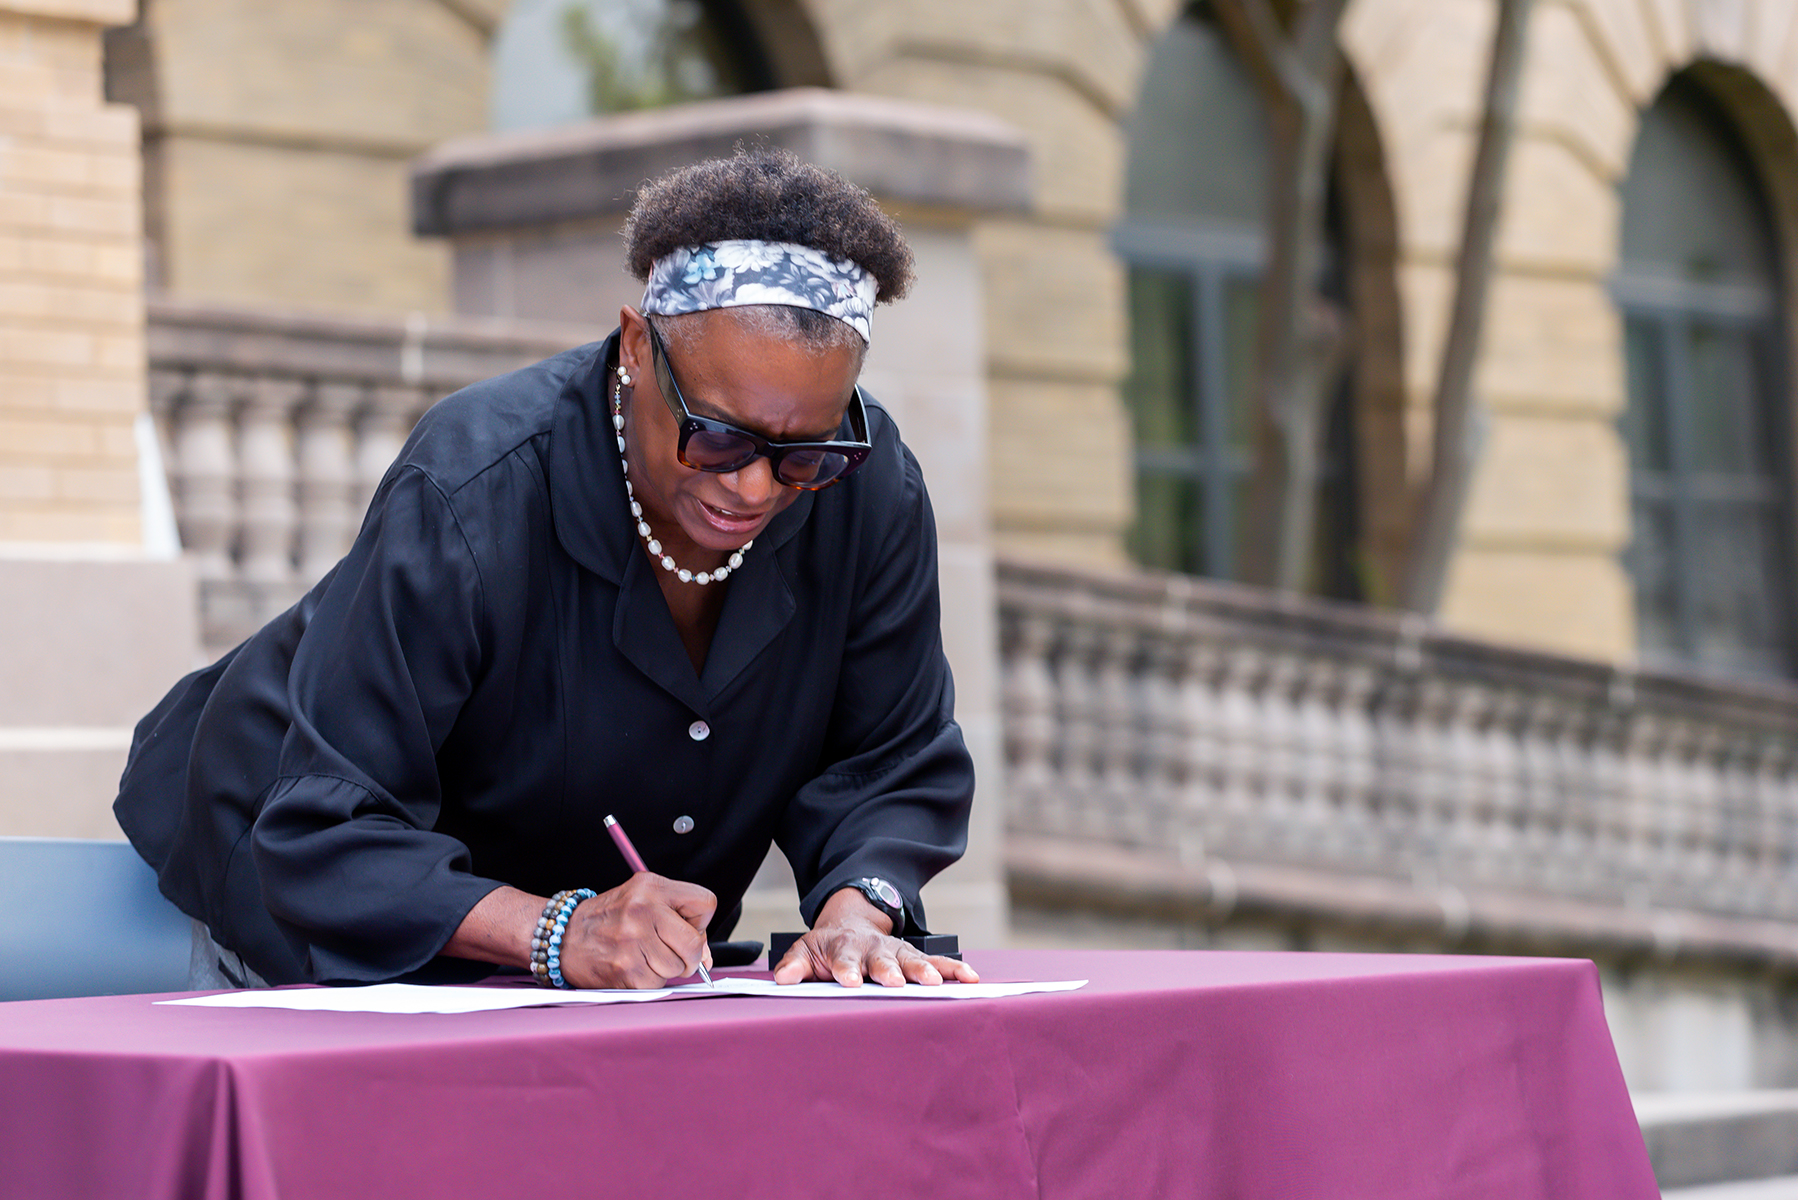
[530,888,596,988]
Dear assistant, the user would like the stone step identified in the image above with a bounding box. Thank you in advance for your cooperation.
[1637,1091,1798,1192]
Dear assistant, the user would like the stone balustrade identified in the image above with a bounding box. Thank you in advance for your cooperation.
[147,298,591,652]
[999,559,1798,966]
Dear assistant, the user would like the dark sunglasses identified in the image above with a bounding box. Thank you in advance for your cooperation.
[644,320,872,491]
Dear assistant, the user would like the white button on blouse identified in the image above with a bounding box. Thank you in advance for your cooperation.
[688,720,710,741]
[673,815,695,834]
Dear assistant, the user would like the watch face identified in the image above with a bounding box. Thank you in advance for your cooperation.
[866,877,901,909]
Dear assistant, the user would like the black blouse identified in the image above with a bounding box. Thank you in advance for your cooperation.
[115,334,973,985]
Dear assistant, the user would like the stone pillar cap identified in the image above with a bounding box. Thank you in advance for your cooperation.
[4,0,137,23]
[412,87,1031,236]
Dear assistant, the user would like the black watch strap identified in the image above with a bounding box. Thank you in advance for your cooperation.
[847,876,905,936]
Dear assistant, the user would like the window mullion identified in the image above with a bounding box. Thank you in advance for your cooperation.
[1658,316,1701,659]
[1196,266,1233,578]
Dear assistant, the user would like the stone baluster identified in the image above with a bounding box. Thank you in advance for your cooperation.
[1658,721,1703,908]
[1684,726,1726,908]
[169,371,239,585]
[1714,731,1758,910]
[1469,689,1521,881]
[1133,632,1186,854]
[1213,644,1267,854]
[1330,661,1379,866]
[237,377,305,589]
[1172,638,1219,863]
[1647,719,1693,893]
[1579,706,1628,898]
[296,381,365,585]
[1092,623,1146,844]
[355,387,418,512]
[1578,707,1607,891]
[1542,697,1587,887]
[1289,657,1338,858]
[1050,620,1099,838]
[1766,740,1798,917]
[1437,683,1488,876]
[1408,676,1459,875]
[1743,736,1784,912]
[1509,694,1555,869]
[145,368,185,532]
[1617,711,1663,898]
[1257,654,1309,857]
[999,607,1058,835]
[1368,666,1422,862]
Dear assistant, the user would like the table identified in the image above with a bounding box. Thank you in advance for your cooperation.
[0,949,1658,1199]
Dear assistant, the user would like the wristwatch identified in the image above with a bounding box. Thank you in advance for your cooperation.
[845,876,905,935]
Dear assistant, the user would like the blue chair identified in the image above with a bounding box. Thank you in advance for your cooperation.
[0,837,192,1000]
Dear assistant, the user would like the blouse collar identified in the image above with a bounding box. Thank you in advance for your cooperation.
[546,331,816,708]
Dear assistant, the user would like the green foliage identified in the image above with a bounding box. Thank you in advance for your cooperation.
[559,0,728,115]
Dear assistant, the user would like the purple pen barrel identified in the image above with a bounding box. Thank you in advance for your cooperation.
[602,813,649,873]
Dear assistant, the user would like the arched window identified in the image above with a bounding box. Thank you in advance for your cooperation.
[1615,75,1795,678]
[1115,2,1359,595]
[493,0,777,130]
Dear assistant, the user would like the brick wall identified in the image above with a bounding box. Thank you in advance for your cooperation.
[107,0,500,315]
[0,0,143,546]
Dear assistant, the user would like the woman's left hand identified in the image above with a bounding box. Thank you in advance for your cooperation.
[771,886,980,987]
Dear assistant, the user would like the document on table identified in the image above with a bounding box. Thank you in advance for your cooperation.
[156,977,1089,1015]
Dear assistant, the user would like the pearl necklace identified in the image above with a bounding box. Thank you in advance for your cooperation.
[613,367,751,586]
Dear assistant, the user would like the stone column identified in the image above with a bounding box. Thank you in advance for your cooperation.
[413,89,1030,947]
[0,0,197,838]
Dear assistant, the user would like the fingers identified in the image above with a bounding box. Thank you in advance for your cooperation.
[663,879,718,930]
[652,908,709,979]
[889,947,981,987]
[830,937,873,988]
[773,934,835,985]
[935,953,980,983]
[559,874,716,989]
[772,928,977,989]
[894,947,942,987]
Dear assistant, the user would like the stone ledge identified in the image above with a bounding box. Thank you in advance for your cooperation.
[1637,1092,1798,1190]
[411,87,1031,236]
[1006,835,1798,971]
[146,297,591,392]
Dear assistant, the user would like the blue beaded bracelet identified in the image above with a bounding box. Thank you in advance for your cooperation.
[543,888,596,990]
[529,889,573,986]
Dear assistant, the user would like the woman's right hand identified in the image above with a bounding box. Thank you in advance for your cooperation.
[557,873,716,989]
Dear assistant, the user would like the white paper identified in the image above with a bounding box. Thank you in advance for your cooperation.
[157,983,680,1014]
[156,977,1087,1015]
[697,977,1088,1001]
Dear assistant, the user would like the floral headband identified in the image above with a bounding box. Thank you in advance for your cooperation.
[639,240,878,341]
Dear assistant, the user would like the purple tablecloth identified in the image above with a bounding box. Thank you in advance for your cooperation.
[0,949,1657,1199]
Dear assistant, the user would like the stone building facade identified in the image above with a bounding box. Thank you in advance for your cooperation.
[106,0,1798,677]
[2,0,146,547]
[0,0,195,839]
[15,0,1798,1094]
[102,0,507,313]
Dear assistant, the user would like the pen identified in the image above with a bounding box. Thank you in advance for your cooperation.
[604,814,713,987]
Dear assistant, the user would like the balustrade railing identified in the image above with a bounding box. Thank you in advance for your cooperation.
[147,299,591,652]
[999,560,1798,964]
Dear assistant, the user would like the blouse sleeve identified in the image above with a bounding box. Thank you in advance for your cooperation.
[776,444,974,935]
[248,465,504,981]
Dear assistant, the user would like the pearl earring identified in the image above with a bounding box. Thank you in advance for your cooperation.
[616,365,632,387]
